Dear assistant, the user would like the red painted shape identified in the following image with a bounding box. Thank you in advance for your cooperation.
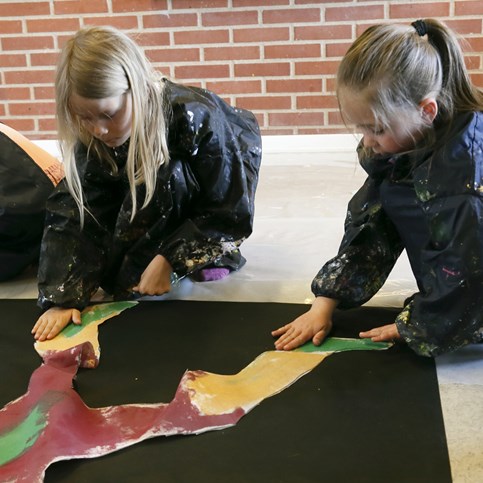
[0,343,245,482]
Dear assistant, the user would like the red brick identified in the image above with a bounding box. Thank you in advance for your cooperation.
[2,36,54,51]
[4,69,55,85]
[83,16,138,30]
[465,37,483,53]
[297,95,338,109]
[0,104,5,116]
[175,64,230,80]
[0,2,49,16]
[31,52,60,67]
[27,18,80,33]
[235,95,291,110]
[202,10,258,27]
[390,2,450,19]
[38,118,58,133]
[455,0,483,15]
[0,53,27,68]
[146,48,200,63]
[262,128,294,135]
[295,0,347,4]
[328,110,344,125]
[9,101,56,116]
[205,80,261,94]
[269,111,324,127]
[54,0,108,14]
[235,62,290,77]
[325,42,351,58]
[267,78,322,93]
[172,0,227,8]
[325,5,384,22]
[0,87,30,101]
[263,8,320,24]
[445,19,482,35]
[465,55,481,71]
[234,27,289,43]
[134,31,170,47]
[143,13,197,29]
[174,29,229,45]
[294,25,352,41]
[0,20,22,34]
[234,0,288,5]
[295,60,339,76]
[34,86,55,100]
[355,23,375,38]
[1,118,35,132]
[326,77,337,93]
[112,0,167,12]
[265,44,320,60]
[205,46,260,61]
[470,73,483,88]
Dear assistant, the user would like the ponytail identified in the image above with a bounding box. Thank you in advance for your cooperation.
[421,18,483,123]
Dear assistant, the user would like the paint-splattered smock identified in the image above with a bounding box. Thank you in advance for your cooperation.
[312,111,483,356]
[38,81,262,310]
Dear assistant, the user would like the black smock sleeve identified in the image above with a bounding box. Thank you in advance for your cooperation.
[37,144,124,310]
[156,83,262,277]
[311,172,404,308]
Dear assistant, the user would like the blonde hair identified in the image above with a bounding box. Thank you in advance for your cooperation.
[56,25,170,224]
[337,18,483,141]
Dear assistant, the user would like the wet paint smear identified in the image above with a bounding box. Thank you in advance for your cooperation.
[295,337,392,353]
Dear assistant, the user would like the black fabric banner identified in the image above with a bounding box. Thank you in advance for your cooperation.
[1,299,451,483]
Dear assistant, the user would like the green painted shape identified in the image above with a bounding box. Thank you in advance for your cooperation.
[61,301,138,338]
[0,403,47,465]
[295,337,391,353]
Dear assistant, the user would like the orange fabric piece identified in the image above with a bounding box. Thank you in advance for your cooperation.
[0,123,64,186]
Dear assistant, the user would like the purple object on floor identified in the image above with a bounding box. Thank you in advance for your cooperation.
[198,267,230,281]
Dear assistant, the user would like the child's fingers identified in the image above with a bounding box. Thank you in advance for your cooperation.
[71,309,82,325]
[271,326,287,336]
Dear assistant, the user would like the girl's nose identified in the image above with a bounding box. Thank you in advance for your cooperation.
[83,118,109,138]
[91,122,109,137]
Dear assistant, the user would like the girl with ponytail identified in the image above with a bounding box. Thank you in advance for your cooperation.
[273,19,483,357]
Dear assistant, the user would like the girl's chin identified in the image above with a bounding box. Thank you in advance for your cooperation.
[102,137,128,148]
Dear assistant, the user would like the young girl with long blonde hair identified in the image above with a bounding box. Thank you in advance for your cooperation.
[33,26,261,341]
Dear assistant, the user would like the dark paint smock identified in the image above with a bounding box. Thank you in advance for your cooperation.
[38,81,262,310]
[312,111,483,356]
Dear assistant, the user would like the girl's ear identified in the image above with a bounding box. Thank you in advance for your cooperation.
[419,98,438,124]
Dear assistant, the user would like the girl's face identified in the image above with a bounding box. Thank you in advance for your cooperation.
[339,89,423,156]
[70,91,132,148]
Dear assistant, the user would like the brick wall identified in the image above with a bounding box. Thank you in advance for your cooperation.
[1,0,482,139]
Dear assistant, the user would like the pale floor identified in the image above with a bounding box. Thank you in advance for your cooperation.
[1,142,482,482]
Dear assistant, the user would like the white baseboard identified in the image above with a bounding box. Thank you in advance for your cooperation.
[33,134,361,166]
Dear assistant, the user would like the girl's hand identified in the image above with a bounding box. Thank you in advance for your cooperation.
[271,297,338,351]
[359,323,402,342]
[132,254,172,296]
[32,307,82,341]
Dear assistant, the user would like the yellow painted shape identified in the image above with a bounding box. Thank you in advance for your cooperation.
[186,350,330,415]
[34,303,136,367]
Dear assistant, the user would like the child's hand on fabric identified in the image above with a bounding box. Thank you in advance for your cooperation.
[359,323,402,342]
[32,307,82,341]
[132,254,172,296]
[271,297,338,351]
